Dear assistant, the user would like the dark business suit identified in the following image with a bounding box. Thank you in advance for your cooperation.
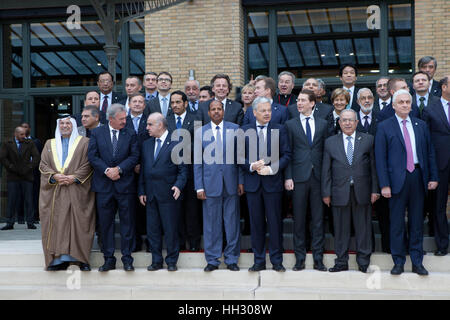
[138,135,188,266]
[88,125,140,265]
[143,94,172,118]
[375,116,439,266]
[276,93,297,107]
[356,109,390,253]
[423,99,450,252]
[411,80,442,98]
[198,99,244,126]
[288,102,333,120]
[242,102,288,126]
[125,113,149,148]
[167,112,203,250]
[99,91,123,113]
[0,138,40,225]
[239,123,291,267]
[285,116,328,263]
[322,132,378,267]
[326,111,342,136]
[193,121,242,266]
[376,101,421,122]
[349,87,362,112]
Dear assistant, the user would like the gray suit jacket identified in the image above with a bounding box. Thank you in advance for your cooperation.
[321,132,378,206]
[285,116,328,183]
[77,123,104,137]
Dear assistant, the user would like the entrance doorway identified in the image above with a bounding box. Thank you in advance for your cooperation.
[34,96,73,144]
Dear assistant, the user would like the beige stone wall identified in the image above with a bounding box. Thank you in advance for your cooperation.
[415,0,450,79]
[144,0,244,98]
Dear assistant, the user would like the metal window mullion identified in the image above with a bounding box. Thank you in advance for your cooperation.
[379,1,389,75]
[121,21,129,80]
[23,22,30,92]
[268,9,277,80]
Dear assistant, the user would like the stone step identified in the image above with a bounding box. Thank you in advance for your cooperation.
[1,247,450,272]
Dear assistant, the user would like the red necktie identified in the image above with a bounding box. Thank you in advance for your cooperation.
[101,96,108,113]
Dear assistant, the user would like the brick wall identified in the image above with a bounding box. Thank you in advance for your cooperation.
[415,0,450,79]
[144,0,244,98]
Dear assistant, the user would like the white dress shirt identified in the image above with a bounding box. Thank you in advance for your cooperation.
[211,121,224,140]
[342,131,356,156]
[378,97,391,110]
[300,113,315,142]
[108,124,120,142]
[395,114,418,164]
[159,93,171,116]
[100,92,113,110]
[154,130,169,156]
[441,97,450,120]
[174,111,187,126]
[416,92,429,108]
[359,110,372,126]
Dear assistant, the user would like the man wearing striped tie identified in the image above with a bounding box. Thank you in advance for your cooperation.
[375,89,439,276]
[322,108,379,273]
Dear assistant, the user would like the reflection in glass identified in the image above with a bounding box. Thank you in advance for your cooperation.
[30,21,122,87]
[248,12,269,79]
[3,24,23,88]
[130,19,145,75]
[388,4,412,74]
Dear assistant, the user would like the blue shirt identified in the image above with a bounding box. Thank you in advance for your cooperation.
[61,137,69,166]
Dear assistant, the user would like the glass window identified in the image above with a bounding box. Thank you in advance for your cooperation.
[2,24,23,88]
[130,19,145,75]
[388,3,412,74]
[30,21,122,87]
[248,12,269,79]
[276,7,380,78]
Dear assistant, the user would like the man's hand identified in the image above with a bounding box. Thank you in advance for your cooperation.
[285,179,294,191]
[172,186,181,200]
[106,167,120,181]
[250,159,265,172]
[139,195,146,206]
[238,184,244,196]
[257,166,272,176]
[428,181,438,190]
[197,190,206,200]
[381,186,391,198]
[322,196,331,207]
[371,193,380,204]
[134,164,140,174]
[63,175,77,185]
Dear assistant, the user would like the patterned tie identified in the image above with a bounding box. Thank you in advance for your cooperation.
[176,116,182,129]
[154,138,162,158]
[101,95,108,113]
[133,116,140,133]
[346,90,352,109]
[419,97,425,115]
[215,126,223,159]
[363,115,369,132]
[346,136,353,165]
[402,120,415,173]
[112,130,118,157]
[447,102,450,126]
[190,102,197,112]
[161,97,168,117]
[305,117,313,146]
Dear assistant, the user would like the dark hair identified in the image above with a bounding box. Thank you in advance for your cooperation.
[157,71,172,82]
[144,72,158,78]
[83,105,100,118]
[412,71,430,81]
[439,76,449,88]
[299,89,316,102]
[129,93,145,101]
[96,71,114,82]
[339,64,358,77]
[418,56,437,69]
[210,74,232,92]
[200,86,214,97]
[84,90,99,100]
[208,99,223,111]
[171,90,188,103]
[257,77,277,97]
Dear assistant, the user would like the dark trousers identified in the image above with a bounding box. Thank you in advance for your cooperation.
[389,168,425,266]
[374,196,391,253]
[433,163,450,251]
[96,192,136,265]
[332,186,372,267]
[146,198,180,265]
[179,178,202,248]
[246,188,283,266]
[6,181,33,225]
[293,176,324,262]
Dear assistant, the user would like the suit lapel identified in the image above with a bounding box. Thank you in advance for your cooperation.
[391,117,406,150]
[436,101,450,130]
[353,132,363,163]
[102,126,114,156]
[411,118,422,163]
[336,133,349,166]
[153,138,170,165]
[294,117,309,145]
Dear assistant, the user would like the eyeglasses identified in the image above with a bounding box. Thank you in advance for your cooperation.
[158,78,172,83]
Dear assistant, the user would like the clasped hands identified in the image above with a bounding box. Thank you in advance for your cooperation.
[105,167,121,181]
[251,159,271,176]
[53,173,77,186]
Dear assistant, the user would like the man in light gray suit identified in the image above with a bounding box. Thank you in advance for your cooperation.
[322,109,379,273]
[194,100,244,272]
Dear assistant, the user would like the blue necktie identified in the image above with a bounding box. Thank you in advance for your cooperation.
[112,130,118,157]
[154,138,162,158]
[161,97,168,117]
[305,117,312,146]
[133,117,140,133]
[346,136,353,165]
[176,116,182,129]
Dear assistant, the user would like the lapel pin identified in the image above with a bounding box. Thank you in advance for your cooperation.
[415,122,418,126]
[358,136,362,140]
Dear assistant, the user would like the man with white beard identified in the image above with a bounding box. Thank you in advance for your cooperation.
[356,88,378,136]
[356,88,390,254]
